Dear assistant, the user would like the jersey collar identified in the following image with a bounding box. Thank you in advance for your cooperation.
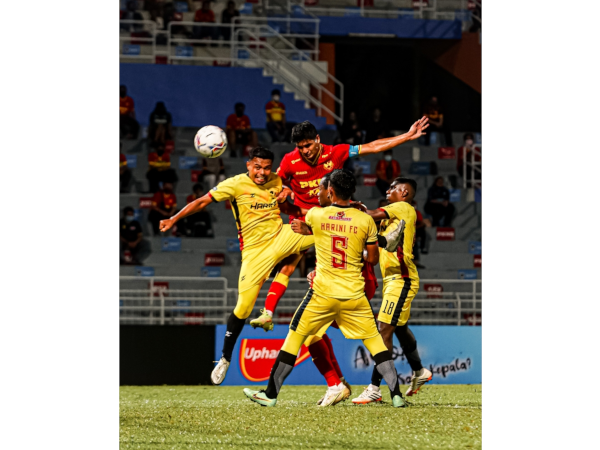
[331,203,352,208]
[299,143,323,166]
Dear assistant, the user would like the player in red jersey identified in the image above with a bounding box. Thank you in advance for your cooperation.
[250,116,429,331]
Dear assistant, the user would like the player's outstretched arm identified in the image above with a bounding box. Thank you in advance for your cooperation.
[351,201,389,221]
[159,194,213,232]
[291,219,312,235]
[278,200,303,217]
[364,243,379,265]
[358,116,429,156]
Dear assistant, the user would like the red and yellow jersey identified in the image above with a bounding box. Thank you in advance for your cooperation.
[208,173,283,251]
[265,100,285,122]
[226,114,251,130]
[276,143,361,212]
[306,205,378,300]
[148,152,171,171]
[194,9,215,22]
[120,96,134,115]
[120,153,127,167]
[378,201,419,282]
[152,191,177,211]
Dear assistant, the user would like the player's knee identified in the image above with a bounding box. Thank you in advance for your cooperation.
[281,330,306,354]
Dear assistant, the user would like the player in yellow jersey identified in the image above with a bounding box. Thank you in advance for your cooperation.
[159,147,314,385]
[351,177,433,404]
[242,170,408,408]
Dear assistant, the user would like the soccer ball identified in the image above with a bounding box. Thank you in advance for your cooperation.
[194,125,228,158]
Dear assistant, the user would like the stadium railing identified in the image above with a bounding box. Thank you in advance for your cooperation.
[462,146,482,190]
[119,277,481,326]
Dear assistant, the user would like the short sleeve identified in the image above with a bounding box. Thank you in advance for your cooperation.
[225,115,234,128]
[366,216,378,244]
[276,156,291,181]
[305,207,314,228]
[209,177,237,202]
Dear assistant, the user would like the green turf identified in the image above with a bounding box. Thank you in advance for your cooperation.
[120,384,481,449]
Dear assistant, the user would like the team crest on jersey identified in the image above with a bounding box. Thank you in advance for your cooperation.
[324,161,333,171]
[328,211,352,221]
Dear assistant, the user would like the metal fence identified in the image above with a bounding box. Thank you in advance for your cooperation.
[120,277,481,326]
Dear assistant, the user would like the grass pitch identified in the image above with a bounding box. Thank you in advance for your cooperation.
[120,384,481,449]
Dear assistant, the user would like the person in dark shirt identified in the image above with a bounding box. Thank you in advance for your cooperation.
[365,107,389,142]
[181,184,214,237]
[424,176,455,226]
[220,1,239,41]
[120,207,151,265]
[148,102,173,147]
[423,96,452,146]
[412,200,428,269]
[339,111,363,146]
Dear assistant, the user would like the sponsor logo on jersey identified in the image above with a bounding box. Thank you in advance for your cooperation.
[239,338,311,381]
[324,161,333,171]
[250,201,278,210]
[328,211,352,221]
[295,171,308,175]
[321,153,331,159]
[299,179,321,189]
[291,158,301,164]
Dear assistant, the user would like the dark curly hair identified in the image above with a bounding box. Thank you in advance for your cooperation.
[329,169,356,201]
[291,121,318,144]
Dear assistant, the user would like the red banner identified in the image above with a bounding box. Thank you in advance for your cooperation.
[438,147,456,159]
[150,281,169,297]
[436,227,455,241]
[239,339,311,382]
[184,312,205,325]
[464,313,482,326]
[424,283,443,299]
[473,254,482,268]
[363,175,377,186]
[139,197,153,208]
[205,253,225,266]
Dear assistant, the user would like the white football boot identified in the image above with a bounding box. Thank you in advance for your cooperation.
[405,367,433,396]
[210,357,230,385]
[319,383,349,407]
[351,385,383,404]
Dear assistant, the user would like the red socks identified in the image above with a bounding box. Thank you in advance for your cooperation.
[265,273,290,315]
[322,334,344,379]
[308,338,341,387]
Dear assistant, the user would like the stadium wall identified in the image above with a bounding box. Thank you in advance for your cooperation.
[119,64,327,129]
[316,17,462,39]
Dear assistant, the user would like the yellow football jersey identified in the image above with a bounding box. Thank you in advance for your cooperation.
[305,205,378,300]
[378,201,419,282]
[209,173,283,251]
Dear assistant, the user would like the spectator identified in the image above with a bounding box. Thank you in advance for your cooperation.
[120,207,151,265]
[181,184,215,237]
[201,156,226,188]
[412,200,429,269]
[193,0,217,41]
[120,85,139,139]
[424,176,455,226]
[456,132,482,187]
[147,143,179,193]
[365,107,389,142]
[120,152,132,193]
[265,89,286,143]
[148,182,177,235]
[225,102,258,157]
[375,150,401,197]
[148,102,173,147]
[120,1,144,32]
[220,1,239,41]
[423,96,452,146]
[339,111,363,146]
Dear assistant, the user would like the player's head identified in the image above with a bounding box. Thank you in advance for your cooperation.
[317,172,332,207]
[434,176,444,187]
[387,177,417,203]
[163,182,174,193]
[291,121,321,163]
[328,169,356,202]
[246,147,275,185]
[235,102,245,117]
[271,89,281,102]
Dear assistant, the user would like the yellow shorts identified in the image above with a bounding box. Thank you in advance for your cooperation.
[377,277,419,327]
[238,224,314,294]
[290,289,379,340]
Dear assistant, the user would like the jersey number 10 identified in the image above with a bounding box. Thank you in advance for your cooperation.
[331,235,348,270]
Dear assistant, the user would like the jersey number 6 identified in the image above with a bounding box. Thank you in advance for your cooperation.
[331,235,348,270]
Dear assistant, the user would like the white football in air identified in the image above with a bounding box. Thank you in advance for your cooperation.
[194,125,228,158]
